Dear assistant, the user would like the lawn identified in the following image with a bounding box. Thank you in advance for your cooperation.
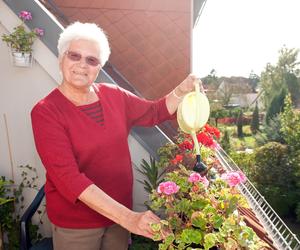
[218,124,257,151]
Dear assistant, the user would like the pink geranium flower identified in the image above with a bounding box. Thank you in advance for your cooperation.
[34,28,44,36]
[221,171,247,187]
[157,181,180,195]
[188,173,209,187]
[19,10,32,21]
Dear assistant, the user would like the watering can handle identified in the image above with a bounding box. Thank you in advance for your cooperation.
[194,82,201,130]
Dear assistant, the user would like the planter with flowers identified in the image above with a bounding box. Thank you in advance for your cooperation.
[1,10,44,67]
[139,124,271,249]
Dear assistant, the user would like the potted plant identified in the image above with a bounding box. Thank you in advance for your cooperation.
[0,165,43,249]
[1,10,44,67]
[0,177,14,250]
[139,125,271,249]
[150,167,270,249]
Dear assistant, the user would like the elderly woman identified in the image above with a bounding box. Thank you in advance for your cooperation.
[31,22,199,250]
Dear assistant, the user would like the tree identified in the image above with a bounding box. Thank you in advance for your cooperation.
[250,102,259,134]
[260,47,300,110]
[202,69,219,89]
[280,94,300,151]
[265,88,286,124]
[236,109,244,138]
[220,129,231,153]
[210,108,229,127]
[249,71,260,93]
[259,115,284,144]
[217,81,234,106]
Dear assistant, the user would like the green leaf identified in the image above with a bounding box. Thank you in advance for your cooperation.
[192,215,206,230]
[0,197,14,206]
[152,232,161,241]
[150,222,161,232]
[203,204,216,214]
[212,214,224,229]
[226,196,239,216]
[174,198,191,214]
[191,198,208,209]
[164,234,175,245]
[204,233,218,250]
[180,228,202,244]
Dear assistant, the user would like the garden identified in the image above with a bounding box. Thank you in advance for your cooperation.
[208,47,300,238]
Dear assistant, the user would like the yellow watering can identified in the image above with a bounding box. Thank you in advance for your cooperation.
[177,83,210,174]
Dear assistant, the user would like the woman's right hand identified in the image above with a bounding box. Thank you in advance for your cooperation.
[122,210,161,239]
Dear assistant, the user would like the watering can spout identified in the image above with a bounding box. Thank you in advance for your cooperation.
[193,155,207,175]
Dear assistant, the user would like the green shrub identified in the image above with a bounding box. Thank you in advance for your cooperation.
[220,129,231,153]
[230,151,255,179]
[253,142,297,217]
[265,88,286,124]
[259,115,285,144]
[296,203,300,222]
[250,103,260,134]
[280,94,300,151]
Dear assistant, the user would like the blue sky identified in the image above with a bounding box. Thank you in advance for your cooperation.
[193,0,300,78]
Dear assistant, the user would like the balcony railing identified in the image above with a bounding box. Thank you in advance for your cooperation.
[215,147,300,250]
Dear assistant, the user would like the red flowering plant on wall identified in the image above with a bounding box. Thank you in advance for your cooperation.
[143,124,270,249]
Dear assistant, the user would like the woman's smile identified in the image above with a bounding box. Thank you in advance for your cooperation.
[72,70,88,77]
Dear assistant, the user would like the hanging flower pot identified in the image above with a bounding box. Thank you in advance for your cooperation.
[10,50,33,68]
[1,10,44,68]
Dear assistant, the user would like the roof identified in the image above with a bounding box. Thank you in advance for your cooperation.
[42,0,191,100]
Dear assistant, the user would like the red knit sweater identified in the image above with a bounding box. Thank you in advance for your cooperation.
[31,83,173,228]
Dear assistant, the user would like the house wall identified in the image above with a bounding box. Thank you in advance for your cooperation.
[0,2,153,237]
[0,22,58,236]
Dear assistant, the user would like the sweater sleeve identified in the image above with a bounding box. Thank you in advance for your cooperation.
[118,87,175,128]
[31,104,93,204]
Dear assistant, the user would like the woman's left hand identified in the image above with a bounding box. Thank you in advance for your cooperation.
[174,74,203,98]
[166,74,204,114]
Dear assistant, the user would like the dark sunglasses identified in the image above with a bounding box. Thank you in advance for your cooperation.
[65,51,101,67]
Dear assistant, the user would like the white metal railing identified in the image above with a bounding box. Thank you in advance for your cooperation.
[215,146,300,250]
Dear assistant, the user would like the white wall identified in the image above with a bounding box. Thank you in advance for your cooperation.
[0,1,152,238]
[0,22,58,236]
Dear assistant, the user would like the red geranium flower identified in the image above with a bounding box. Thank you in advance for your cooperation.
[204,124,220,139]
[196,132,214,147]
[171,154,183,164]
[179,140,194,151]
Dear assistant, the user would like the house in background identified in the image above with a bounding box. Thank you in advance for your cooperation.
[214,77,264,109]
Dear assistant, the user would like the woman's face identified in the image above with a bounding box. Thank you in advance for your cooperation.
[60,39,101,89]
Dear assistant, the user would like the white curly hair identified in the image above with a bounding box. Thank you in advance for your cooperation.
[57,22,111,66]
